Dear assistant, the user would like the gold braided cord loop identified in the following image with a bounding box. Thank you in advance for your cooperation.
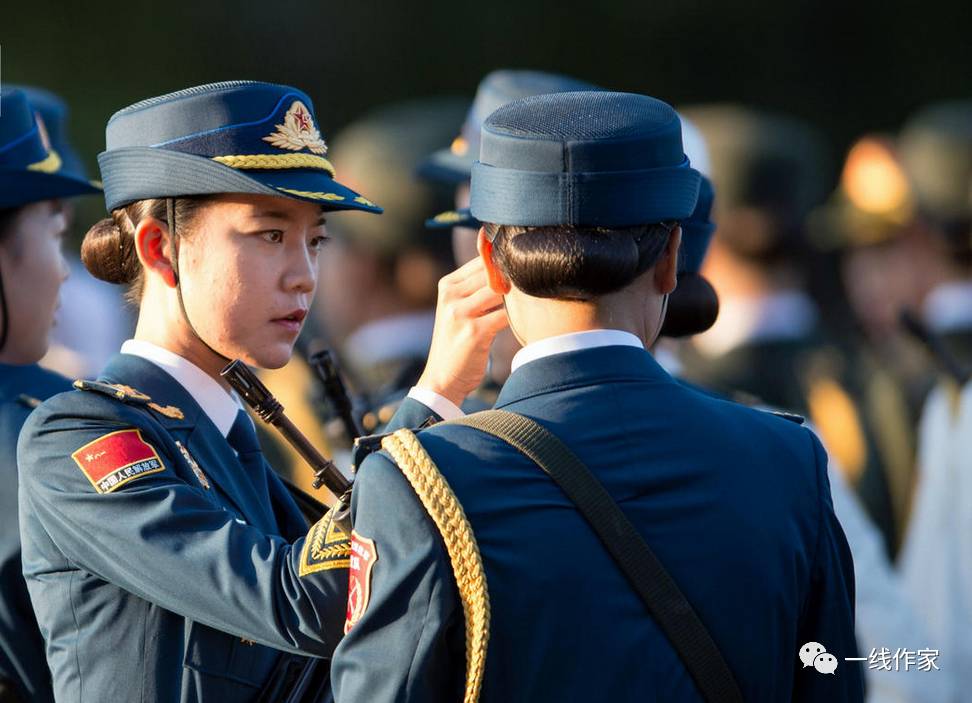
[381,430,490,703]
[212,153,336,177]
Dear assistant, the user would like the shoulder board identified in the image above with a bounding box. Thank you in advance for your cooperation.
[351,432,393,474]
[16,394,42,410]
[727,389,805,425]
[770,410,805,425]
[74,379,151,403]
[73,380,185,420]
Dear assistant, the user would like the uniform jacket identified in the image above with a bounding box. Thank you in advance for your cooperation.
[17,352,438,702]
[0,364,70,703]
[332,343,864,702]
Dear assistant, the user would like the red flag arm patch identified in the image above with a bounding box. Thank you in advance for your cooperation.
[344,530,378,634]
[70,429,166,494]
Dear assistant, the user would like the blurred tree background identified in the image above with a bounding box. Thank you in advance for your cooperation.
[3,0,970,234]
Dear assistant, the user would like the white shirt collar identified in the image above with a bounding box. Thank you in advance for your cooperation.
[120,339,241,437]
[923,281,972,334]
[510,329,644,373]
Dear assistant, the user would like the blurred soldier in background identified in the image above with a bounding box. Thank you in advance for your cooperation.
[0,87,101,703]
[897,100,972,695]
[811,136,960,702]
[310,98,467,435]
[681,105,898,555]
[680,114,955,703]
[11,85,134,379]
[421,72,721,403]
[809,135,935,554]
[420,70,602,408]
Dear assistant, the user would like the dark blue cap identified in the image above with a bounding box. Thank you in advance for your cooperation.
[425,176,715,245]
[471,91,701,229]
[0,89,101,209]
[427,180,715,248]
[425,206,478,230]
[419,69,601,185]
[10,85,90,182]
[678,175,716,273]
[98,80,381,214]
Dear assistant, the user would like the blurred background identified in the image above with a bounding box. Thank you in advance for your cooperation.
[5,0,971,194]
[4,4,972,699]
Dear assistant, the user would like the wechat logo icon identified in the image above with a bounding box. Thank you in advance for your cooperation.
[800,642,838,675]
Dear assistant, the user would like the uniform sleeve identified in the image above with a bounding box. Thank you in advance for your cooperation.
[793,432,866,702]
[0,403,51,702]
[384,396,442,432]
[330,451,464,703]
[17,398,348,658]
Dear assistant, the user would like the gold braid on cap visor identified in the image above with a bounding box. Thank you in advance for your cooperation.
[212,153,336,178]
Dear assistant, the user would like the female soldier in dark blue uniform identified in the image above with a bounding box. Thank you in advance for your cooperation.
[0,88,101,703]
[331,92,863,702]
[16,81,506,702]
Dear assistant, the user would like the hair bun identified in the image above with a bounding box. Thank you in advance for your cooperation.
[81,217,137,284]
[659,273,720,338]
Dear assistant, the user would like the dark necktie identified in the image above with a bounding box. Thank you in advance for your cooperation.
[226,410,278,532]
[228,409,263,457]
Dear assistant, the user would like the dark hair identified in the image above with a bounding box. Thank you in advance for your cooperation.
[0,208,22,244]
[484,222,673,300]
[81,198,206,305]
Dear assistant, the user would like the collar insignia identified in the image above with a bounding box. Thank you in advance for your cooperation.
[175,440,210,490]
[263,100,327,155]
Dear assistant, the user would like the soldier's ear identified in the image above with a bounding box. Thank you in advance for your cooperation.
[133,217,178,288]
[478,227,511,295]
[653,225,681,296]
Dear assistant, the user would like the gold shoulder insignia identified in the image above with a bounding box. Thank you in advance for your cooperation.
[107,384,152,402]
[147,402,185,420]
[73,379,151,403]
[74,380,184,420]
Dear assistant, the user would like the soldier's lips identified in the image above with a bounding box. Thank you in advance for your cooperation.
[271,309,306,334]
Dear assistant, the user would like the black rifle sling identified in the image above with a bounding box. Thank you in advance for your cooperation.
[450,410,744,703]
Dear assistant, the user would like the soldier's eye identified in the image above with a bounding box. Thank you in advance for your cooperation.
[309,235,329,251]
[262,230,284,243]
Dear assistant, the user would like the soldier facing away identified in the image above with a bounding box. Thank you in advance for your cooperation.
[330,91,863,702]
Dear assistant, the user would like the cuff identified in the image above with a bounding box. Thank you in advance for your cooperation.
[406,387,465,422]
